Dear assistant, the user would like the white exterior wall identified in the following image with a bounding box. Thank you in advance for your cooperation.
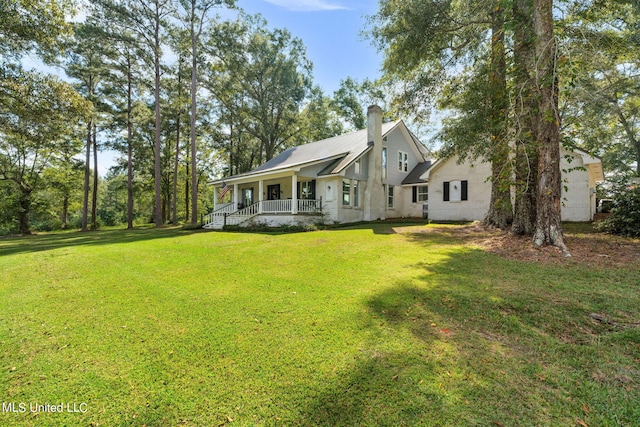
[560,152,595,221]
[383,128,421,188]
[401,185,429,218]
[383,126,428,219]
[428,151,600,222]
[318,176,341,224]
[428,157,492,221]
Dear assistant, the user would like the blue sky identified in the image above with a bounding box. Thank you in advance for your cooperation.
[27,0,383,95]
[23,1,386,175]
[237,0,382,94]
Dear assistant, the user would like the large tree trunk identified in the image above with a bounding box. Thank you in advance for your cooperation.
[173,113,181,226]
[484,1,513,229]
[190,13,199,225]
[184,157,190,223]
[91,122,98,230]
[18,187,32,235]
[153,4,163,228]
[61,195,69,229]
[532,0,569,255]
[512,0,538,235]
[81,117,91,232]
[512,142,538,235]
[127,50,134,230]
[173,57,183,226]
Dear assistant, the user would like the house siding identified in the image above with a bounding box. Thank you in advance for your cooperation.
[428,151,600,222]
[319,176,341,223]
[402,185,428,218]
[383,127,422,187]
[380,126,428,220]
[560,152,595,221]
[428,157,492,221]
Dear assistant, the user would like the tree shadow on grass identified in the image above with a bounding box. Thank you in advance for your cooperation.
[294,233,640,426]
[295,283,536,426]
[0,227,208,257]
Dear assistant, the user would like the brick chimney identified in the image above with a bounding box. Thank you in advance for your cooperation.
[364,105,385,221]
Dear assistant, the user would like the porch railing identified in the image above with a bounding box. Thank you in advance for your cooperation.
[224,202,261,226]
[203,202,237,229]
[261,199,322,214]
[297,199,322,213]
[203,199,322,229]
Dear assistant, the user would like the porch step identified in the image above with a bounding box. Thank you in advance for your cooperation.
[202,218,225,230]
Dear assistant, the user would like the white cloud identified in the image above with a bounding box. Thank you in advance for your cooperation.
[263,0,350,12]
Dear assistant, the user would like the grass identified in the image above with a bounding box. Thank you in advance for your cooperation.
[0,223,638,426]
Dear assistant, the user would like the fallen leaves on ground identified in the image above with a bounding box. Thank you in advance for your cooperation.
[403,223,640,268]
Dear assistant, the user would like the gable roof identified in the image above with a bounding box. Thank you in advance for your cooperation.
[402,160,432,185]
[421,147,605,183]
[216,120,424,183]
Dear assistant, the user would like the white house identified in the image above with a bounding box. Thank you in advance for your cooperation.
[424,149,605,222]
[204,106,432,229]
[205,106,604,229]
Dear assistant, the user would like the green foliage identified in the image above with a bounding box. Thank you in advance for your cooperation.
[596,186,640,237]
[0,70,90,233]
[0,180,20,234]
[558,1,640,178]
[204,13,315,173]
[369,0,489,117]
[0,0,72,60]
[330,77,390,131]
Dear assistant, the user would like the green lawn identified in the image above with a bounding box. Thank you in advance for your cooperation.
[0,224,638,426]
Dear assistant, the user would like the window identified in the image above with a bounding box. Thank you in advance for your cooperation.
[387,185,394,209]
[382,147,387,179]
[342,179,351,206]
[342,179,360,207]
[243,188,253,206]
[354,158,361,175]
[353,180,360,207]
[413,185,428,203]
[443,180,468,202]
[299,180,315,200]
[398,151,408,172]
[267,184,280,200]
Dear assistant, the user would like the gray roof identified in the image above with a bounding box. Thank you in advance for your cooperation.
[223,120,404,180]
[402,160,432,185]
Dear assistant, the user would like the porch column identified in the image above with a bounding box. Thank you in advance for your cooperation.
[292,173,298,214]
[233,184,239,209]
[258,179,264,214]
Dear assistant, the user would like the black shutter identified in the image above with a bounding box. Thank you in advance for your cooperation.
[310,180,316,199]
[412,186,417,203]
[461,180,468,201]
[443,182,450,201]
[297,181,301,199]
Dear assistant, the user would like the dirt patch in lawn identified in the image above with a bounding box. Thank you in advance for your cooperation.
[405,223,640,268]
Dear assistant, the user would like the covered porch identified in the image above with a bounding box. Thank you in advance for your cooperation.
[204,173,323,229]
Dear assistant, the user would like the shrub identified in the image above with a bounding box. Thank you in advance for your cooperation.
[595,186,640,237]
[33,217,64,232]
[181,222,203,230]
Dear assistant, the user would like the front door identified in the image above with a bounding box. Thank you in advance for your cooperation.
[267,184,280,200]
[297,180,316,200]
[243,188,253,207]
